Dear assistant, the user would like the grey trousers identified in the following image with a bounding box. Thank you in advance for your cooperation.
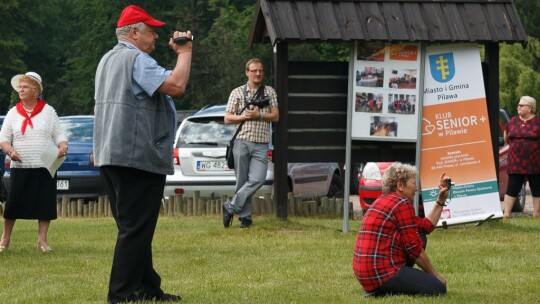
[228,139,268,218]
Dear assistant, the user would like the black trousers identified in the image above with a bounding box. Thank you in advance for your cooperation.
[375,234,446,296]
[100,166,166,302]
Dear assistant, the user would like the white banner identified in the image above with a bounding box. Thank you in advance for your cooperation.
[420,43,503,226]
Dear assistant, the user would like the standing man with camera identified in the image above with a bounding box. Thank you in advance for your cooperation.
[94,5,192,303]
[222,58,279,228]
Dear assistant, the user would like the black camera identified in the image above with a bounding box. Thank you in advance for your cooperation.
[245,96,270,109]
[173,36,193,45]
[446,178,453,189]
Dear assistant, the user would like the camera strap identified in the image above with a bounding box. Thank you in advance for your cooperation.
[241,84,265,113]
[231,84,266,142]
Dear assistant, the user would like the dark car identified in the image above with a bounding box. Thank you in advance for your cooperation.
[4,115,105,201]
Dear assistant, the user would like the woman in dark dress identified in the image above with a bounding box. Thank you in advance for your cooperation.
[0,72,67,252]
[503,96,540,219]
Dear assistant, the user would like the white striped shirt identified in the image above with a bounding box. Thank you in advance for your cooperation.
[0,104,67,168]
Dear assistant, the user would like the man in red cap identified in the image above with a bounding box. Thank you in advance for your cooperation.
[93,4,192,303]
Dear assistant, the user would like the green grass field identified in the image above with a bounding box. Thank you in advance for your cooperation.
[0,215,538,303]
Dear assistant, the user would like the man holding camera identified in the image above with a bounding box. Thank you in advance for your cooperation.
[94,4,192,303]
[223,58,279,228]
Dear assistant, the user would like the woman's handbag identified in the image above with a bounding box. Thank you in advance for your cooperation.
[225,142,235,169]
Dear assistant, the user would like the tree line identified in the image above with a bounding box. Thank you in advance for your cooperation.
[0,0,538,116]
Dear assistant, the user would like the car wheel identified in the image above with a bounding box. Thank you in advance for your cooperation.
[327,173,344,198]
[511,182,527,213]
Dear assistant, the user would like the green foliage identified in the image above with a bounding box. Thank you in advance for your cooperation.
[0,0,30,114]
[1,0,539,115]
[499,38,540,115]
[0,216,539,303]
[514,0,540,38]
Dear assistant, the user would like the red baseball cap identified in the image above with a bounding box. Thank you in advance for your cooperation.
[117,5,166,28]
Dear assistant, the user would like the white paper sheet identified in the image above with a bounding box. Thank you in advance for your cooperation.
[41,141,66,178]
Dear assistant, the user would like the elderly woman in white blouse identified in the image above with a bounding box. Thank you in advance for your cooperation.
[0,72,67,253]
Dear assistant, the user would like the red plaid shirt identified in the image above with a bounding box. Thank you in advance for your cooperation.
[352,193,435,292]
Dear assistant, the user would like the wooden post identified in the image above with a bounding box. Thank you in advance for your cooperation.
[329,197,336,216]
[89,201,95,217]
[336,198,343,216]
[209,200,215,215]
[308,200,316,216]
[98,196,104,217]
[198,198,206,215]
[70,200,76,217]
[194,191,200,215]
[174,195,182,215]
[321,197,329,215]
[61,195,69,217]
[253,197,261,215]
[187,198,193,215]
[167,197,173,216]
[105,196,111,217]
[77,199,84,217]
[83,203,89,217]
[264,193,273,215]
[287,193,294,216]
[94,197,99,217]
[294,197,303,217]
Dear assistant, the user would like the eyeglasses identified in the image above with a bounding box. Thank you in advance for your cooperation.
[17,85,35,90]
[517,104,530,108]
[249,69,264,74]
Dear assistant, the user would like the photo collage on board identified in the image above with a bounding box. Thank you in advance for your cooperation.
[353,42,420,140]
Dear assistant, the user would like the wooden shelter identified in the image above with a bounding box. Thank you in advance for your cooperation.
[247,0,528,219]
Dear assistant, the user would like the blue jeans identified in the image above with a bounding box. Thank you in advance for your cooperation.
[226,139,268,218]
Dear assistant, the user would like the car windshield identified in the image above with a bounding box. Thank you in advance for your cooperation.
[177,116,235,147]
[60,117,94,143]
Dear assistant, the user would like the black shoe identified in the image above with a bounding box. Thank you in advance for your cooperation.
[156,293,181,302]
[222,203,234,228]
[239,217,252,228]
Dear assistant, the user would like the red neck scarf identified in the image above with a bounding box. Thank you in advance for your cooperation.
[16,99,46,135]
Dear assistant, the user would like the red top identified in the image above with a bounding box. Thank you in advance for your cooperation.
[505,115,540,174]
[352,193,435,292]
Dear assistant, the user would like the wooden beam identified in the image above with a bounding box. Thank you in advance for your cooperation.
[484,43,500,182]
[274,41,289,220]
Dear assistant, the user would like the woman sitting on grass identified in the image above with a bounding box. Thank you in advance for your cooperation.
[352,162,450,296]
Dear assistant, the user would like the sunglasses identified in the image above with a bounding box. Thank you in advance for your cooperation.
[517,104,529,108]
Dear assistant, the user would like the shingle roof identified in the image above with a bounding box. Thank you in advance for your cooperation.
[248,0,528,47]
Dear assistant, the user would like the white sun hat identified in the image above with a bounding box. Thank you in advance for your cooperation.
[11,71,43,93]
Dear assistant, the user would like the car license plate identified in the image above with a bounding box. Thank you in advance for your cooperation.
[57,180,69,190]
[197,161,230,171]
